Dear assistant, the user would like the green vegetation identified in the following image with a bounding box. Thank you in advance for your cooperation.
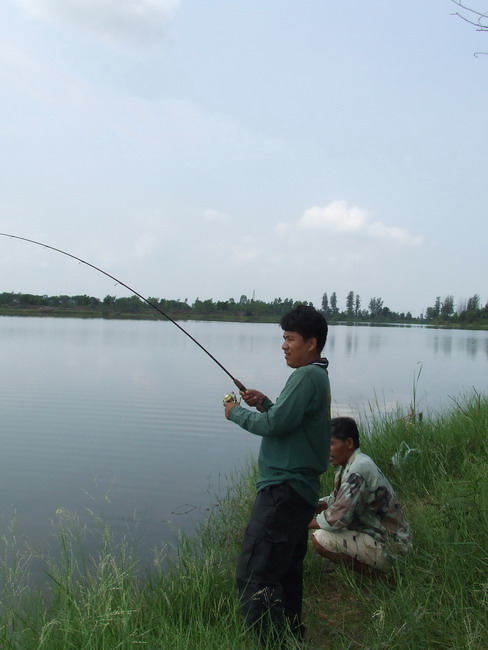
[1,395,487,648]
[321,290,488,328]
[423,293,488,329]
[0,291,312,322]
[1,290,488,328]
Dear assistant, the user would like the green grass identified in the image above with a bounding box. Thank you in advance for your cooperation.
[1,396,487,648]
[302,393,488,649]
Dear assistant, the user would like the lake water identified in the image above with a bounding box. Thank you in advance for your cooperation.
[1,316,487,570]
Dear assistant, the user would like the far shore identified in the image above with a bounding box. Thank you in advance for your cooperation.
[1,306,487,330]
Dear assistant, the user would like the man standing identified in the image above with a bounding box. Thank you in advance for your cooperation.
[224,304,330,641]
[309,417,411,575]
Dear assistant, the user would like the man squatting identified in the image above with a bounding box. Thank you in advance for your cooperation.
[223,305,331,641]
[309,416,411,575]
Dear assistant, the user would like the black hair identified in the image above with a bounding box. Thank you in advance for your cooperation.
[280,304,328,353]
[330,417,360,449]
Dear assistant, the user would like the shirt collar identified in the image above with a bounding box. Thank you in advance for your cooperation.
[345,447,361,468]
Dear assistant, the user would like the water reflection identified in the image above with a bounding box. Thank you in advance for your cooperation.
[464,337,479,358]
[426,330,488,360]
[368,332,382,352]
[442,337,452,356]
[431,335,453,357]
[344,332,358,357]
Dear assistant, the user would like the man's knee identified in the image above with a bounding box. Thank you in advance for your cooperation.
[312,529,391,573]
[311,534,342,562]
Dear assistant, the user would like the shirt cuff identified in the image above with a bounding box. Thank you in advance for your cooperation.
[262,396,273,411]
[316,510,328,528]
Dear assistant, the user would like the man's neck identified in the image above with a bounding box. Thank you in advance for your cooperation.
[303,353,321,366]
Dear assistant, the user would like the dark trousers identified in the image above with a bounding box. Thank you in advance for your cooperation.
[236,482,315,637]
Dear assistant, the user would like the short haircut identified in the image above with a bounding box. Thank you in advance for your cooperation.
[280,304,328,353]
[330,417,360,449]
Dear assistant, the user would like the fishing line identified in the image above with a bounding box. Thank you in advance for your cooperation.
[0,232,246,391]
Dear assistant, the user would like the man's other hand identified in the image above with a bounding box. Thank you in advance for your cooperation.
[224,400,238,419]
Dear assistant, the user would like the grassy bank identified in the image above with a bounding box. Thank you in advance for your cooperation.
[1,397,487,648]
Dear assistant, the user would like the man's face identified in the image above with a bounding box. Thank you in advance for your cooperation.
[329,436,355,467]
[281,330,318,368]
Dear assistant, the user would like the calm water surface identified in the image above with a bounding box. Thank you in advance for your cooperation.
[1,317,487,568]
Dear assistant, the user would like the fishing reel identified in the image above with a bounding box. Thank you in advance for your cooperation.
[223,392,238,404]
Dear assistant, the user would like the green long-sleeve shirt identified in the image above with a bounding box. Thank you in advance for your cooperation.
[228,361,331,505]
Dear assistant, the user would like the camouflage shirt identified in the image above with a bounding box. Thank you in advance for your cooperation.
[316,448,411,554]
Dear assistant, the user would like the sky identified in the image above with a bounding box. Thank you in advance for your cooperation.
[0,0,486,317]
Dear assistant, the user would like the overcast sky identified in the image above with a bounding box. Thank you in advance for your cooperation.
[0,0,486,316]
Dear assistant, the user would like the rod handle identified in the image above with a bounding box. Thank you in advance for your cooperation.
[233,378,246,392]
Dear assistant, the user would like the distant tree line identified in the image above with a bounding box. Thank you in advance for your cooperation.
[423,294,488,326]
[321,291,414,322]
[1,291,486,326]
[0,292,312,319]
[321,290,488,326]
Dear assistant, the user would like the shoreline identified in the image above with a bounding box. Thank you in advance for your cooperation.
[1,307,487,330]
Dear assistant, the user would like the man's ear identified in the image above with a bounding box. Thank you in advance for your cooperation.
[307,336,318,352]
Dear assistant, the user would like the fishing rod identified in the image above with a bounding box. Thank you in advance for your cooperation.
[0,232,246,392]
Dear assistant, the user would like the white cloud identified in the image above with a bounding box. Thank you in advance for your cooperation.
[297,200,422,246]
[368,221,423,246]
[299,200,367,233]
[15,0,180,45]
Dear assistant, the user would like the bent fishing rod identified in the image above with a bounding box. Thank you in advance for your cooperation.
[0,232,246,392]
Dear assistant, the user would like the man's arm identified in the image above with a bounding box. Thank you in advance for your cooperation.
[226,370,313,437]
[316,472,365,531]
[308,497,330,528]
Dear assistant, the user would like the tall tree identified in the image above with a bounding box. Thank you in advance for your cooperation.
[434,296,441,318]
[467,294,480,311]
[368,297,383,318]
[321,292,330,314]
[425,297,441,320]
[346,291,354,318]
[355,293,361,316]
[330,292,338,315]
[440,295,455,318]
